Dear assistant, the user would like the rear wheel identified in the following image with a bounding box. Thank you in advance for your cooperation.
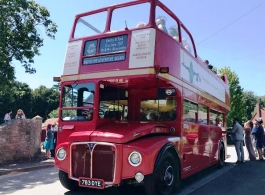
[58,170,79,191]
[217,143,225,168]
[144,152,180,195]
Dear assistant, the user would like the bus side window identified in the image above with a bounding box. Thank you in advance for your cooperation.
[198,105,208,125]
[210,109,223,126]
[183,100,197,123]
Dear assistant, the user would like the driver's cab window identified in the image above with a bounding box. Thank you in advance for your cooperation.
[83,91,94,106]
[61,82,95,121]
[99,84,128,121]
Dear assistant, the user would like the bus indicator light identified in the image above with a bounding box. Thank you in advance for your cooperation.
[159,67,169,74]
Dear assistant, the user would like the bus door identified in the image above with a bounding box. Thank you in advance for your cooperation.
[209,110,223,162]
[182,100,199,174]
[197,105,211,167]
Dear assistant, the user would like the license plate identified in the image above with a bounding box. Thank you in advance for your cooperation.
[79,177,104,189]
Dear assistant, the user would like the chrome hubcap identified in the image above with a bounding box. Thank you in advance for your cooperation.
[164,165,174,186]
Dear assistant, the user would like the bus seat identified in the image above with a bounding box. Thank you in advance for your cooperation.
[104,111,121,120]
[140,112,147,121]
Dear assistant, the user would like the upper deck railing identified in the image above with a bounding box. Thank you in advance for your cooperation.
[62,0,200,76]
[61,0,229,108]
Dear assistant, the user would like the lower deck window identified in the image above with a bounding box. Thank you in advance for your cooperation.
[140,98,176,121]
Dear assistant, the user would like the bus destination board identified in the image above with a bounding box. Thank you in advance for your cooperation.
[99,35,127,54]
[83,40,97,56]
[83,53,126,65]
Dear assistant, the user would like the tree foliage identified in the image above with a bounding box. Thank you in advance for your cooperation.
[0,83,59,122]
[219,67,246,127]
[0,0,57,86]
[243,91,258,121]
[31,85,59,120]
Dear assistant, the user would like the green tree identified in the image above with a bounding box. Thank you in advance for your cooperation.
[48,108,59,118]
[11,81,33,118]
[32,85,59,120]
[48,108,76,119]
[0,81,33,121]
[259,96,265,108]
[0,0,57,87]
[219,67,245,127]
[243,91,258,120]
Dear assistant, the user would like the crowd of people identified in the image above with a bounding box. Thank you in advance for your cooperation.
[231,117,265,164]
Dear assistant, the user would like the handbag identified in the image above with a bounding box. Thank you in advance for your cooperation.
[43,140,48,149]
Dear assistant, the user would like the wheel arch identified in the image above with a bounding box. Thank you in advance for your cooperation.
[154,142,181,174]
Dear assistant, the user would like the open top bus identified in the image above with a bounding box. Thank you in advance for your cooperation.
[54,0,230,194]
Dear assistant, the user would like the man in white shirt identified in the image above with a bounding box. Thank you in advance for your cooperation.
[231,118,244,164]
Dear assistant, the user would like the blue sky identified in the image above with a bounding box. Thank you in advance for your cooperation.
[14,0,265,96]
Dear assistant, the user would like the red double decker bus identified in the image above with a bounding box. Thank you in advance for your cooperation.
[54,0,230,194]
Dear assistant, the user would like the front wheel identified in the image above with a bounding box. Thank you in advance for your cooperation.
[58,170,79,191]
[144,152,180,195]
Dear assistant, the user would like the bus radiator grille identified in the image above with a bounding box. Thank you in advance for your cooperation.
[71,143,115,182]
[93,145,115,181]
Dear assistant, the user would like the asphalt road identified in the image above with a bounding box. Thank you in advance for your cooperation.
[0,147,264,195]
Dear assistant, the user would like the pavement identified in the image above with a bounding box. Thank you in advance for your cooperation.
[0,158,55,176]
[0,145,243,177]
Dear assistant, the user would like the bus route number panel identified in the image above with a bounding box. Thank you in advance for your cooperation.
[82,35,128,65]
[79,177,105,189]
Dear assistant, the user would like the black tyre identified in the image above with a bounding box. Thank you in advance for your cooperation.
[217,143,225,168]
[58,170,79,191]
[144,152,180,195]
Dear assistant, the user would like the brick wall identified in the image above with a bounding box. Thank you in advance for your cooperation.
[0,117,42,164]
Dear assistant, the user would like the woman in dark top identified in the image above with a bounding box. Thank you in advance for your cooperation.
[243,120,256,161]
[254,118,264,161]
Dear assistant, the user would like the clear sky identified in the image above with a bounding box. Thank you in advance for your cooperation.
[14,0,265,96]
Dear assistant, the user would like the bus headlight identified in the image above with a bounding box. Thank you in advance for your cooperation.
[56,147,66,161]
[128,151,142,166]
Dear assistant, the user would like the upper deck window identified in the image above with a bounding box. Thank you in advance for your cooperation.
[155,6,180,42]
[111,3,150,31]
[74,11,107,38]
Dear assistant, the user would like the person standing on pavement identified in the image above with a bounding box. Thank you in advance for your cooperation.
[243,120,256,161]
[251,121,258,156]
[231,118,244,164]
[43,124,54,159]
[254,118,264,161]
[50,124,58,158]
